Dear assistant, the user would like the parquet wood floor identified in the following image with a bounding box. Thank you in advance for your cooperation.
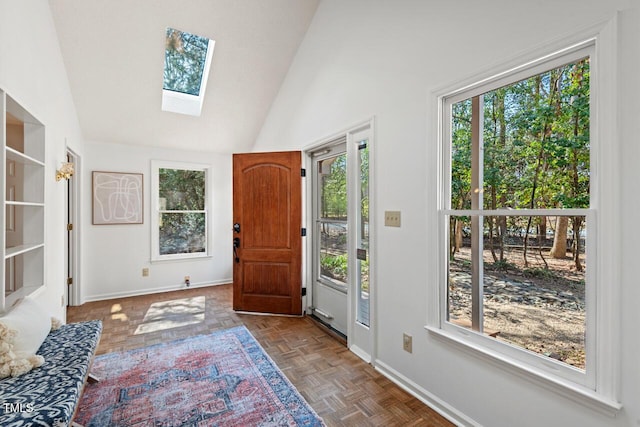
[67,284,454,426]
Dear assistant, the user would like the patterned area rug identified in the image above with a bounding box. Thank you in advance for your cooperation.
[74,326,325,426]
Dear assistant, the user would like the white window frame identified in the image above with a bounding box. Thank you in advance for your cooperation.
[426,22,622,416]
[151,160,212,261]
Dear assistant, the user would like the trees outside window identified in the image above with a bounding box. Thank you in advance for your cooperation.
[164,28,209,96]
[152,161,210,260]
[442,45,593,383]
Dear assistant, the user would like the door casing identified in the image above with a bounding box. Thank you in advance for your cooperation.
[65,148,81,307]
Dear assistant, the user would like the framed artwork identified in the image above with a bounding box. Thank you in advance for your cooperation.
[92,171,143,225]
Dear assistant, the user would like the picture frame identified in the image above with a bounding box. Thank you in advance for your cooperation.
[92,171,144,225]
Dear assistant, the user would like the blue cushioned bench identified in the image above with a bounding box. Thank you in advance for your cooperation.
[0,320,102,427]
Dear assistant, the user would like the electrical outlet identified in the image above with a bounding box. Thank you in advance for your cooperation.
[142,268,149,277]
[403,333,413,353]
[385,210,401,227]
[184,275,191,287]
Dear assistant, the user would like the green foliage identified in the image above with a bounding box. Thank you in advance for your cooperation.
[451,99,472,210]
[450,59,590,256]
[158,168,206,255]
[159,168,205,210]
[320,252,370,291]
[320,154,347,219]
[360,144,370,220]
[492,259,516,272]
[164,28,210,96]
[523,267,557,280]
[319,143,369,221]
[321,253,348,281]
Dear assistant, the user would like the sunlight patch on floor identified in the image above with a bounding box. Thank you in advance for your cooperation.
[134,296,205,335]
[111,304,129,321]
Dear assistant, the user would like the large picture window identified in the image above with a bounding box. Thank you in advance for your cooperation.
[152,161,210,260]
[439,43,596,387]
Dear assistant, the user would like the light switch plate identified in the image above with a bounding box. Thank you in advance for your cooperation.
[403,333,413,353]
[385,210,401,227]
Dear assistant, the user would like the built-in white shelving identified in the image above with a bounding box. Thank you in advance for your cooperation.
[6,146,45,167]
[1,90,45,312]
[5,243,45,259]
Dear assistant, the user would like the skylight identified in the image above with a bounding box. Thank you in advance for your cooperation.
[162,28,215,117]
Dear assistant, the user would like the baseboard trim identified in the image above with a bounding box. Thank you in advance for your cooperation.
[81,280,231,303]
[374,359,480,427]
[349,344,371,364]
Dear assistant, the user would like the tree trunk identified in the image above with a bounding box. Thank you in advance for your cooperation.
[455,219,463,254]
[498,201,507,261]
[488,217,498,262]
[449,217,456,259]
[573,217,583,272]
[550,216,568,258]
[538,217,547,245]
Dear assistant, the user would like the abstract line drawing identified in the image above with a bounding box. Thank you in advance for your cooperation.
[92,171,143,225]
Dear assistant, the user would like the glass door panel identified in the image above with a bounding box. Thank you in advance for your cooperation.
[318,153,348,289]
[356,140,369,326]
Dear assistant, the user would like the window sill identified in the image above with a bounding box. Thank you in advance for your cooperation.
[151,253,212,263]
[425,325,622,417]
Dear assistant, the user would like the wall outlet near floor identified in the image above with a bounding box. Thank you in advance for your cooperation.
[403,333,413,353]
[184,275,191,286]
[142,268,149,277]
[385,210,401,227]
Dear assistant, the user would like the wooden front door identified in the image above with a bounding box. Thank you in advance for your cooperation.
[232,151,302,315]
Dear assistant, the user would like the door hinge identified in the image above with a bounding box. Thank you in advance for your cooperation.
[67,277,73,285]
[67,223,73,231]
[301,287,307,296]
[301,168,306,177]
[301,228,307,237]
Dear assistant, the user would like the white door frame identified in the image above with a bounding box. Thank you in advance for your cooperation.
[65,148,82,306]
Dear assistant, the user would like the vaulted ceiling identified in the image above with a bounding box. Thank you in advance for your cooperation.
[49,0,319,153]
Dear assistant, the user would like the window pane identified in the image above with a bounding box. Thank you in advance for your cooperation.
[319,222,347,286]
[448,214,587,369]
[451,58,590,211]
[319,154,347,220]
[159,168,205,210]
[164,28,209,96]
[450,99,472,210]
[159,212,206,255]
[447,215,473,328]
[357,141,370,326]
[482,59,590,210]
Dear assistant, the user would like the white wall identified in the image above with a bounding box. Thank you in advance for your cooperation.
[81,141,232,302]
[254,1,640,426]
[617,6,640,427]
[0,1,85,321]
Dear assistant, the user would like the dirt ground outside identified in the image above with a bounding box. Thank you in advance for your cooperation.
[448,245,586,369]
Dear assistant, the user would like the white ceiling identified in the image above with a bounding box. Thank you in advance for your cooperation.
[49,0,319,153]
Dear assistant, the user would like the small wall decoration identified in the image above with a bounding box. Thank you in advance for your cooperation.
[92,171,143,225]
